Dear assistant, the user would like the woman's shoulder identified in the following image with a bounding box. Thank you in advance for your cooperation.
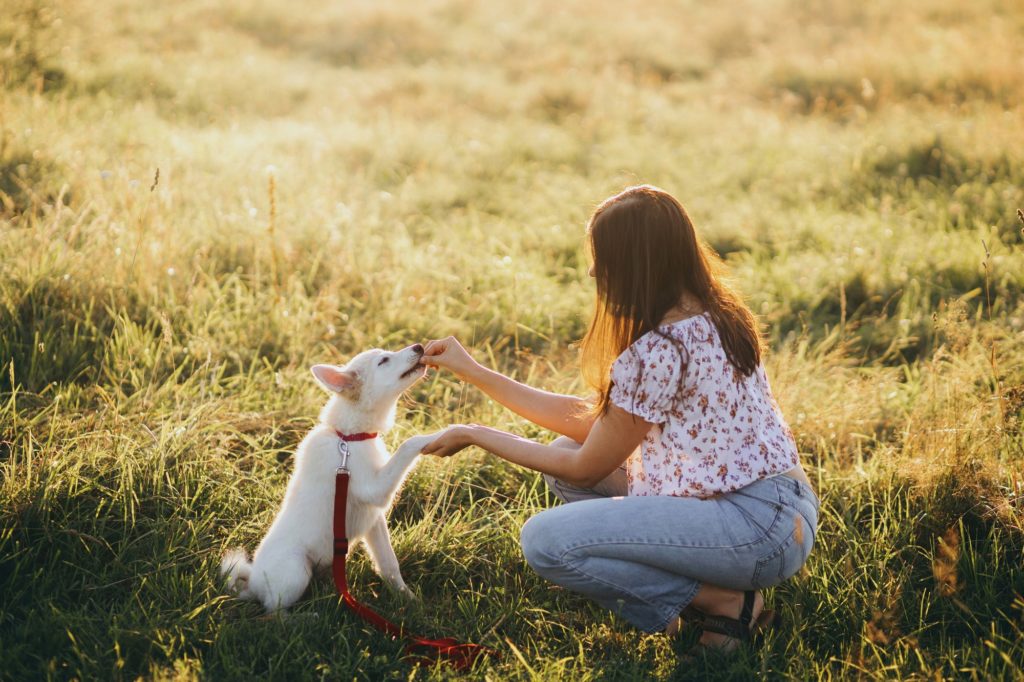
[611,313,722,385]
[610,324,692,422]
[611,312,728,389]
[613,316,706,377]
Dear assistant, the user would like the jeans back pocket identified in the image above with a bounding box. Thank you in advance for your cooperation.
[751,511,812,588]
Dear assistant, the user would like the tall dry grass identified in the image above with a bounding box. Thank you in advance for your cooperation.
[1,0,1023,678]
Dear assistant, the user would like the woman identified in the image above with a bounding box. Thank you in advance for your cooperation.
[420,185,818,652]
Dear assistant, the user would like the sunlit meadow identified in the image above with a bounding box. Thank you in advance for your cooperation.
[2,0,1023,679]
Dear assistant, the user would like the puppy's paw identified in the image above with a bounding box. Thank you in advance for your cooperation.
[398,433,440,455]
[220,548,251,593]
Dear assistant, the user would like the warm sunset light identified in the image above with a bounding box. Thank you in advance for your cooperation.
[2,0,1022,678]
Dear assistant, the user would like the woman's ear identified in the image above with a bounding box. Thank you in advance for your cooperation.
[311,364,359,393]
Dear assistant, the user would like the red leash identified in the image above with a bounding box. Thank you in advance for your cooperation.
[331,431,497,669]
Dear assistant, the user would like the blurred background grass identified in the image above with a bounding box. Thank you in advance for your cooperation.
[1,0,1023,679]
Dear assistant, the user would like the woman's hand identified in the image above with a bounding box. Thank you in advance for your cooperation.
[421,424,477,458]
[421,336,483,381]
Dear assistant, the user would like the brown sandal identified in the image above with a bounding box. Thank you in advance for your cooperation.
[681,591,779,647]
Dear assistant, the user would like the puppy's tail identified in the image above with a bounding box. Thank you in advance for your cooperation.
[220,548,253,597]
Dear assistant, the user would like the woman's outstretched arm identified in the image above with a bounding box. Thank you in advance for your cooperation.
[421,402,651,488]
[422,336,596,443]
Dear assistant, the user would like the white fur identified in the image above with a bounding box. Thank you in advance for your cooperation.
[220,344,441,612]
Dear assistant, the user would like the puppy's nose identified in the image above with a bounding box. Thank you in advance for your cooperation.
[411,343,424,355]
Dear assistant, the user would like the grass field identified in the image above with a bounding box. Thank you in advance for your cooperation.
[2,0,1024,678]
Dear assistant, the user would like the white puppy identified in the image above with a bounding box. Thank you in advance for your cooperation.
[221,343,437,612]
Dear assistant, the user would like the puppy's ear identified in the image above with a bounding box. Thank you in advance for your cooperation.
[311,364,359,393]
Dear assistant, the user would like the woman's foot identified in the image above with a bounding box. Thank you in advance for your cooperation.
[695,590,764,651]
[670,586,778,654]
[664,615,689,636]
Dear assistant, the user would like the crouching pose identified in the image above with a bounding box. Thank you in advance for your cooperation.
[420,185,818,654]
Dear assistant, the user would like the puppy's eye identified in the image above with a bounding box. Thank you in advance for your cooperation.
[378,357,389,366]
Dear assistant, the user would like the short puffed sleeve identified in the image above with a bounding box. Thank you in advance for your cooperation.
[609,333,686,424]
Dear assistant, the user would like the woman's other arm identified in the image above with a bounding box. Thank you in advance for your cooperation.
[421,402,651,488]
[422,336,595,443]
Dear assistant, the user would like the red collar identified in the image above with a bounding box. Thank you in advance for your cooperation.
[335,430,378,442]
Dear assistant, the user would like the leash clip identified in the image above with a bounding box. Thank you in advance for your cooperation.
[337,439,350,473]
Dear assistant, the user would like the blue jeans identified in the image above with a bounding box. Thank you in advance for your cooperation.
[520,443,819,633]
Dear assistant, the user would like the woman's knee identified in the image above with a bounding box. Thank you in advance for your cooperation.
[541,472,567,501]
[542,437,583,502]
[540,436,581,499]
[520,510,565,574]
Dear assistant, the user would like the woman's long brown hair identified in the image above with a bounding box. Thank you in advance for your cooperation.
[580,185,762,414]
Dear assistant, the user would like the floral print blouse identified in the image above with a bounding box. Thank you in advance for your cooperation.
[609,312,799,498]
